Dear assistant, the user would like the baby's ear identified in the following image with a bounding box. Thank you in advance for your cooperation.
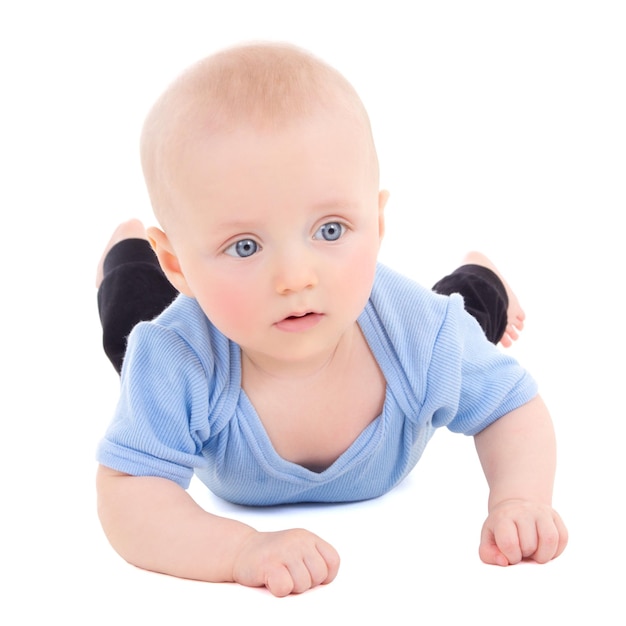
[146,226,194,297]
[377,189,389,241]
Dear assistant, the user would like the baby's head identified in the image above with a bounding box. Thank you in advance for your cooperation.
[141,42,382,233]
[142,43,388,367]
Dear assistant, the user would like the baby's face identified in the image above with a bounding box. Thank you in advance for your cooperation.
[165,110,386,370]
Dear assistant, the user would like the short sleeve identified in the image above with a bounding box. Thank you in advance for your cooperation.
[427,295,538,435]
[96,321,211,488]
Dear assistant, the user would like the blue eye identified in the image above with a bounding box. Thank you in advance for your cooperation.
[314,222,345,242]
[225,239,259,258]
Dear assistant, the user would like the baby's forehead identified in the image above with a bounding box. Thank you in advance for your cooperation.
[160,44,366,132]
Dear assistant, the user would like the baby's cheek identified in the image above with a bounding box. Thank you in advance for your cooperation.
[198,283,256,334]
[346,250,377,296]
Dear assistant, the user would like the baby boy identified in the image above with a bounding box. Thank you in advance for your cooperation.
[96,42,567,597]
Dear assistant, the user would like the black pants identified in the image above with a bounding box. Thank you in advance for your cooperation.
[97,239,508,374]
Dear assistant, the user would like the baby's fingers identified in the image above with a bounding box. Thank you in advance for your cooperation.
[507,511,567,564]
[289,539,340,593]
[533,512,568,563]
[265,539,339,596]
[266,561,316,597]
[479,518,519,566]
[479,507,569,567]
[315,539,341,585]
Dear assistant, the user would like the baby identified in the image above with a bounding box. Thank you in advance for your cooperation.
[95,42,567,597]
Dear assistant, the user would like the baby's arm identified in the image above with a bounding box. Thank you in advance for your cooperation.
[96,465,340,596]
[473,395,568,566]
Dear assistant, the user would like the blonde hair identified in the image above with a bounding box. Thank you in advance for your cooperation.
[141,42,377,224]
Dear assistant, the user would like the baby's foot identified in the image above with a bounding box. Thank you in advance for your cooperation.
[461,251,525,348]
[95,219,148,288]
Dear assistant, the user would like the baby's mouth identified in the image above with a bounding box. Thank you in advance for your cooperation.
[286,312,314,320]
[275,311,323,332]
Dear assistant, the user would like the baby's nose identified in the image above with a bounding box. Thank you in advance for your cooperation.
[273,249,319,294]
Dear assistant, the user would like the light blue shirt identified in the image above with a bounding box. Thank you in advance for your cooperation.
[97,264,537,505]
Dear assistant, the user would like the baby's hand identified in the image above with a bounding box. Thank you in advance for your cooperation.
[479,499,568,566]
[232,528,340,597]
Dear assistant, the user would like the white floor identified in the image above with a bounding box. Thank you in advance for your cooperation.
[3,2,625,624]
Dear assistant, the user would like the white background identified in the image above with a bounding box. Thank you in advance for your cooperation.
[2,1,624,623]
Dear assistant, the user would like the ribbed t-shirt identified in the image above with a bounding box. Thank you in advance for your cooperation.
[97,263,537,505]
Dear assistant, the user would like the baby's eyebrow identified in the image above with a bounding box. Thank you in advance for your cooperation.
[310,199,360,213]
[214,219,259,234]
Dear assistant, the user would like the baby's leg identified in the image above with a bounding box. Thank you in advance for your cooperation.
[432,252,525,347]
[461,251,525,347]
[95,219,148,288]
[96,219,178,373]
